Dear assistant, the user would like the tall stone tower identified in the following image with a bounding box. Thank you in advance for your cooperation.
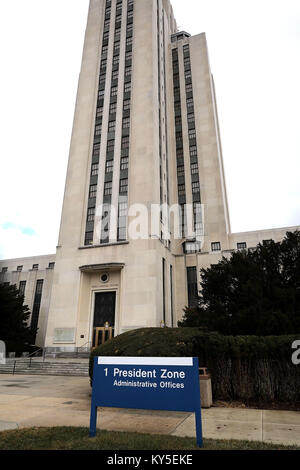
[45,0,230,349]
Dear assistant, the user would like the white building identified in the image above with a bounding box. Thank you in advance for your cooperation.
[0,0,299,350]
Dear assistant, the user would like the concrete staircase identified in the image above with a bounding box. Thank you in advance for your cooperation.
[0,360,89,377]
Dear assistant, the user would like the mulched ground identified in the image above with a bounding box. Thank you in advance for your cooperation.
[214,400,300,412]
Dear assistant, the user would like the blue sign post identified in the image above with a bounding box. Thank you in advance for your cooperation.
[89,356,203,447]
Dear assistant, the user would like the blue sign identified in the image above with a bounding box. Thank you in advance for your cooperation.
[89,356,203,447]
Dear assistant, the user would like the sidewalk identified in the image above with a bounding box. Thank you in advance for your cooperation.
[0,374,299,446]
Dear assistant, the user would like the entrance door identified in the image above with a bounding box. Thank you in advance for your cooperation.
[92,292,116,347]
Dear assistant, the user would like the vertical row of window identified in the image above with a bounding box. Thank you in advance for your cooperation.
[117,0,134,242]
[30,279,44,341]
[85,0,112,246]
[183,44,202,239]
[100,0,134,244]
[172,48,186,237]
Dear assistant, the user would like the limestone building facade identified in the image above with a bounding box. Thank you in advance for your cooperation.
[0,0,299,349]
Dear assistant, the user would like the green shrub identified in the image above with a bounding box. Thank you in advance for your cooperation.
[89,328,300,403]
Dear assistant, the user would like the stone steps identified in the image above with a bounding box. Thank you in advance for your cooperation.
[0,361,89,377]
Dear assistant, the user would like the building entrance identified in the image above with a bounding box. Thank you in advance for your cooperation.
[92,292,116,348]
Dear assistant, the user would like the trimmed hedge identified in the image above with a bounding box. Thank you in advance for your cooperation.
[89,328,300,403]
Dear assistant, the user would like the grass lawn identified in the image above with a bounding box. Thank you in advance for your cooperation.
[0,427,298,450]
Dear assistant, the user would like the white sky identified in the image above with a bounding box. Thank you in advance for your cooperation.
[0,0,299,260]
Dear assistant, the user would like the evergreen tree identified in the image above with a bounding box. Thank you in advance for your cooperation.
[179,231,300,335]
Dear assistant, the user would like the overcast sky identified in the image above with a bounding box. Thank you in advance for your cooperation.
[0,0,299,260]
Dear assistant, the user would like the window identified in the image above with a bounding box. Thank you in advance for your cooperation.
[126,37,133,47]
[185,71,192,81]
[187,98,193,108]
[123,100,131,111]
[101,58,107,69]
[184,57,191,69]
[175,116,181,126]
[122,136,130,149]
[103,31,109,41]
[127,10,134,19]
[120,156,129,170]
[188,129,196,140]
[1,267,7,273]
[176,131,182,144]
[114,41,120,53]
[211,242,221,252]
[91,163,98,176]
[17,266,23,272]
[31,279,44,337]
[125,66,132,76]
[85,232,93,246]
[178,184,185,196]
[112,70,119,80]
[48,262,55,269]
[19,281,26,296]
[187,113,195,123]
[124,82,131,93]
[104,182,112,196]
[183,44,190,53]
[186,84,193,93]
[125,51,132,62]
[113,55,119,65]
[187,267,198,307]
[120,178,128,194]
[104,19,110,28]
[111,86,118,96]
[95,124,102,136]
[99,74,106,86]
[106,160,114,173]
[177,166,184,177]
[96,107,103,119]
[98,89,105,100]
[122,117,130,129]
[93,143,101,156]
[87,207,95,222]
[127,24,133,33]
[192,181,200,193]
[102,45,108,55]
[237,242,247,250]
[107,140,115,152]
[108,120,116,132]
[110,102,117,114]
[191,163,198,174]
[118,201,128,217]
[32,264,39,270]
[115,29,121,41]
[190,146,197,157]
[89,185,97,199]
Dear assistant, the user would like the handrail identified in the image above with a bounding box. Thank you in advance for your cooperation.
[28,348,43,358]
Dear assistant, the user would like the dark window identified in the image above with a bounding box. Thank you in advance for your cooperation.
[122,136,130,149]
[95,124,102,136]
[188,129,196,140]
[19,280,26,296]
[110,102,117,114]
[121,156,129,170]
[93,143,101,156]
[104,182,112,196]
[191,163,198,174]
[177,166,184,177]
[32,264,39,270]
[120,178,128,194]
[112,70,119,80]
[48,262,55,269]
[122,117,130,129]
[87,207,95,222]
[187,267,197,307]
[190,146,197,157]
[1,267,8,273]
[237,242,247,250]
[124,82,131,93]
[85,232,93,246]
[108,121,116,132]
[106,160,114,173]
[178,184,185,196]
[192,181,200,193]
[17,266,23,272]
[89,185,97,199]
[211,242,221,252]
[111,86,118,96]
[31,280,44,339]
[91,163,99,176]
[96,107,103,119]
[125,66,132,76]
[123,100,131,110]
[107,140,115,152]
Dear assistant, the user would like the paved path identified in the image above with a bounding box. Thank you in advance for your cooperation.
[0,374,299,446]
